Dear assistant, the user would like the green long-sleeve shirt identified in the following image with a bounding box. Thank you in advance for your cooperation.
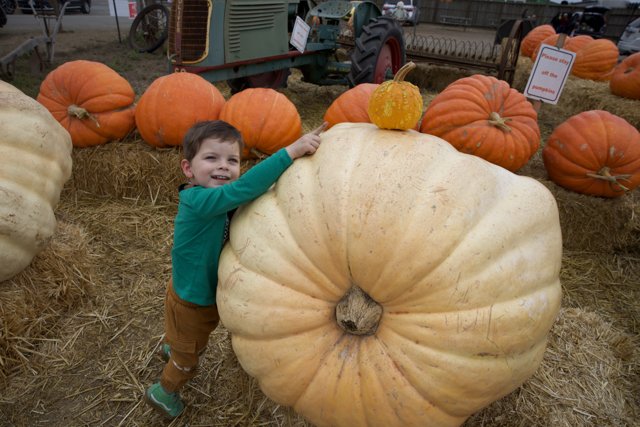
[171,148,293,306]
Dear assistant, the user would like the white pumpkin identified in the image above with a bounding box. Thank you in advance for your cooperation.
[0,81,73,282]
[218,123,562,427]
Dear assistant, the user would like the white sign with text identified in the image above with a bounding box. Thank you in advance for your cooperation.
[290,16,310,53]
[524,44,576,105]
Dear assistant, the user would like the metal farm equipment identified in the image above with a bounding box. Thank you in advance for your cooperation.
[403,19,527,85]
[166,0,525,90]
[168,0,407,91]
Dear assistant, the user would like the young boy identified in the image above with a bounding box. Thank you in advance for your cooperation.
[145,120,327,419]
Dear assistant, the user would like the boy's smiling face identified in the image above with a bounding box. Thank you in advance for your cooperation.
[181,138,241,188]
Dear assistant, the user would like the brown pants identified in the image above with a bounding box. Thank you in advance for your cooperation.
[160,281,220,393]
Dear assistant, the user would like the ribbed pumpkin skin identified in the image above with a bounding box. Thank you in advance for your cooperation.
[135,72,225,147]
[543,110,640,197]
[0,81,73,281]
[609,52,640,100]
[520,24,556,58]
[563,35,593,53]
[324,83,378,128]
[218,123,562,427]
[571,39,619,81]
[219,88,301,158]
[420,74,540,172]
[37,60,136,148]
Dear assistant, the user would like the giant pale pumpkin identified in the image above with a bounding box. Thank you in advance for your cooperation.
[0,81,73,281]
[571,39,619,81]
[543,110,640,197]
[520,24,556,58]
[609,52,640,100]
[219,88,301,158]
[324,83,379,128]
[135,72,225,147]
[420,74,540,172]
[218,123,562,427]
[37,60,136,148]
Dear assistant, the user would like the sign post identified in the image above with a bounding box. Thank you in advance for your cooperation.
[524,34,574,112]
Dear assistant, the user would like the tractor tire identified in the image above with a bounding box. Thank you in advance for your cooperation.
[348,16,406,87]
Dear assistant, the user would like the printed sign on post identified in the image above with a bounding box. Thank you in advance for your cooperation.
[524,44,576,105]
[128,1,137,18]
[290,16,310,53]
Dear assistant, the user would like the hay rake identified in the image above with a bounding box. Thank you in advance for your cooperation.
[402,20,525,85]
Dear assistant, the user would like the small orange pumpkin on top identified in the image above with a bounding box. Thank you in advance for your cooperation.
[367,62,423,131]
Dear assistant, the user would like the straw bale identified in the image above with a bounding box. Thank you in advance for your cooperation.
[0,220,95,381]
[514,57,640,130]
[65,139,259,206]
[65,139,184,205]
[468,307,639,426]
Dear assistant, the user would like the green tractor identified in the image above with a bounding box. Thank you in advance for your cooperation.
[167,0,406,91]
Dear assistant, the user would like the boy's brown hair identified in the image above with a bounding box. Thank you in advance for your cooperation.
[182,120,244,161]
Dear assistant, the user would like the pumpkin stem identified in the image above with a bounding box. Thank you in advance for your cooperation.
[586,167,632,192]
[393,61,416,82]
[335,286,382,336]
[488,112,512,132]
[67,104,100,128]
[250,148,269,160]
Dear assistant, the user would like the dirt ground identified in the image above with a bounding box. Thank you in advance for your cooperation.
[1,21,639,427]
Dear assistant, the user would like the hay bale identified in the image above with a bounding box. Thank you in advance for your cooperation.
[0,220,95,380]
[468,307,639,426]
[65,140,184,205]
[65,140,259,205]
[514,57,640,130]
[517,150,640,253]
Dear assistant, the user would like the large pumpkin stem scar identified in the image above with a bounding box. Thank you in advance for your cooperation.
[488,111,512,132]
[586,167,632,191]
[335,286,382,336]
[67,104,100,128]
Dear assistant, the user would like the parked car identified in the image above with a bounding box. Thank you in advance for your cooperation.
[382,0,420,26]
[17,0,90,14]
[618,17,640,54]
[570,6,609,38]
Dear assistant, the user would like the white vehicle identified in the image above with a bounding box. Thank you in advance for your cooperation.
[618,17,640,55]
[382,0,420,26]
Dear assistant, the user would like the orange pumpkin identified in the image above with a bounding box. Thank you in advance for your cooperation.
[135,72,225,148]
[520,25,556,58]
[37,60,136,148]
[609,52,640,100]
[530,33,562,60]
[563,35,594,53]
[420,74,540,172]
[324,83,379,129]
[367,62,423,131]
[219,88,302,158]
[571,39,619,81]
[542,110,640,198]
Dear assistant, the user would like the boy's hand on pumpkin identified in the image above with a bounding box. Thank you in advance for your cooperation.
[286,122,328,160]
